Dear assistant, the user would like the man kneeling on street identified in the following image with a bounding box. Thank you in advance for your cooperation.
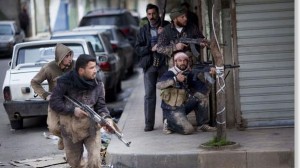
[156,51,216,135]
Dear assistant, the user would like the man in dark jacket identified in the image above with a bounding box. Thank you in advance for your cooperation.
[19,5,29,37]
[156,51,216,135]
[49,54,113,168]
[135,3,170,132]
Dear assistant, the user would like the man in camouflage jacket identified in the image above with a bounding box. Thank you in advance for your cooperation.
[156,6,208,68]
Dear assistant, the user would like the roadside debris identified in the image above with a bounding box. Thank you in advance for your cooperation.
[9,155,67,167]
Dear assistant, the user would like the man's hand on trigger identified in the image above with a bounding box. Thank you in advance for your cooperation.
[210,67,216,75]
[103,118,116,133]
[200,42,206,48]
[200,39,210,48]
[176,72,186,82]
[74,107,88,118]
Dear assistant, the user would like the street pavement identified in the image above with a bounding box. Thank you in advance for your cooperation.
[1,68,294,168]
[106,68,294,168]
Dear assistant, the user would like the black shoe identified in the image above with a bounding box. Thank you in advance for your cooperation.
[144,126,154,132]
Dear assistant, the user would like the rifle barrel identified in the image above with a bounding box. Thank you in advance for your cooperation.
[64,95,131,147]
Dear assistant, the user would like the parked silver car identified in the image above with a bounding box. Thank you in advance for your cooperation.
[78,9,139,47]
[51,30,123,102]
[2,39,104,129]
[0,21,25,57]
[74,25,135,77]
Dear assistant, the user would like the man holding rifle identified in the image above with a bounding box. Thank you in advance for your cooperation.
[135,3,170,132]
[156,6,214,134]
[49,54,114,168]
[157,6,209,67]
[156,51,216,135]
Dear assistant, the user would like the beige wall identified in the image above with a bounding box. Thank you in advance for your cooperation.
[0,1,20,21]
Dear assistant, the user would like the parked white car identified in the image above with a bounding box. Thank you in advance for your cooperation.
[2,39,104,129]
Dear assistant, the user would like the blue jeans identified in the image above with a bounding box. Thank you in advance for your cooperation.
[162,97,209,134]
[143,65,167,128]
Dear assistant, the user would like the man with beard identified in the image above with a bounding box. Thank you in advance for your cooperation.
[157,6,209,68]
[31,43,74,150]
[135,3,170,132]
[156,51,216,135]
[49,54,114,168]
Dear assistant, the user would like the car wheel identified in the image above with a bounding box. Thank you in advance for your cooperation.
[10,119,23,130]
[127,64,134,75]
[116,79,122,93]
[106,86,117,102]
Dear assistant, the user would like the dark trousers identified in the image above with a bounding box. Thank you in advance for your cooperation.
[143,65,167,128]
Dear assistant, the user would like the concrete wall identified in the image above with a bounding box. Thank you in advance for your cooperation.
[0,1,20,21]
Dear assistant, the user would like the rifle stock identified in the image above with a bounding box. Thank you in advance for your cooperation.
[64,95,131,147]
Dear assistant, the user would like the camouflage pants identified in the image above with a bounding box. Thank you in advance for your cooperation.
[62,130,102,168]
[162,97,209,134]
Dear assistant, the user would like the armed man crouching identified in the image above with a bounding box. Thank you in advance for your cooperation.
[49,54,115,168]
[156,51,216,135]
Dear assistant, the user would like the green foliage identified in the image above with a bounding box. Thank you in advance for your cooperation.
[204,136,233,147]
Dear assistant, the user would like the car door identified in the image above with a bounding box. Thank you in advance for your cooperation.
[114,29,134,70]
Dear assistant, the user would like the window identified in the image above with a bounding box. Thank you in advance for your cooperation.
[0,25,13,35]
[15,44,85,67]
[51,35,105,53]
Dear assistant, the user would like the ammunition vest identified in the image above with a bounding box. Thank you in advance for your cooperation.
[160,88,188,107]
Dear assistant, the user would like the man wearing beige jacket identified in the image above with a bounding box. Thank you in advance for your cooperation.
[31,43,74,150]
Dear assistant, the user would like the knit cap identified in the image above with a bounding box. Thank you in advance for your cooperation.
[174,52,189,61]
[169,6,187,20]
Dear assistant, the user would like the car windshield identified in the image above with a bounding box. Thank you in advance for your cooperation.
[92,29,114,41]
[81,15,123,27]
[51,35,105,52]
[0,25,13,35]
[15,43,84,67]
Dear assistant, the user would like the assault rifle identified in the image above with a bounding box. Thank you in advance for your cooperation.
[179,37,206,45]
[183,62,240,83]
[178,37,208,57]
[64,95,131,147]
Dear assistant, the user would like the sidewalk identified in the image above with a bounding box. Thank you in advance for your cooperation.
[106,69,294,168]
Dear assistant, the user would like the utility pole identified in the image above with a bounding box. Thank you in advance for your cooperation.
[210,0,226,141]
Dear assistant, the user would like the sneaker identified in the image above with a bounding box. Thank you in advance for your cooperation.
[163,119,172,134]
[197,124,217,132]
[57,138,64,150]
